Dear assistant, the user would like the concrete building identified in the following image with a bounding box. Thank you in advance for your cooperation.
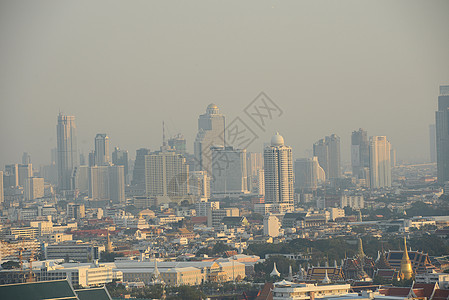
[67,203,85,219]
[145,150,189,201]
[17,164,33,188]
[340,195,364,210]
[272,282,351,300]
[57,113,78,190]
[94,134,110,166]
[108,165,125,203]
[73,165,89,193]
[263,215,281,237]
[351,129,370,179]
[25,177,44,201]
[207,206,239,228]
[3,164,18,188]
[189,171,210,199]
[430,124,437,163]
[194,104,225,175]
[88,165,125,202]
[131,148,150,192]
[314,134,341,181]
[436,85,449,184]
[168,133,187,155]
[44,242,103,262]
[247,152,264,194]
[294,157,325,192]
[211,146,248,195]
[264,133,294,213]
[112,147,129,184]
[369,136,392,189]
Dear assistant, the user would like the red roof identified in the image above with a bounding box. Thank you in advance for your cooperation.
[379,287,411,297]
[432,289,449,300]
[413,282,437,299]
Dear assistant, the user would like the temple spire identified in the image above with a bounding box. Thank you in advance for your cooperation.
[400,237,413,280]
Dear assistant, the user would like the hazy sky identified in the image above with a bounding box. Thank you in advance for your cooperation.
[1,0,449,169]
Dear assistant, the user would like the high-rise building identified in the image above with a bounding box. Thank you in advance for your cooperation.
[246,152,264,194]
[189,171,210,199]
[436,85,449,184]
[94,134,110,166]
[22,152,31,165]
[132,148,150,187]
[18,164,33,187]
[25,177,44,201]
[0,171,4,204]
[3,164,18,188]
[108,165,125,203]
[351,129,370,178]
[264,133,294,213]
[194,104,225,175]
[145,150,189,200]
[211,146,248,195]
[112,147,129,184]
[57,113,78,190]
[369,136,391,189]
[430,124,437,163]
[313,134,341,180]
[67,203,85,219]
[168,134,187,155]
[294,157,325,192]
[73,165,90,193]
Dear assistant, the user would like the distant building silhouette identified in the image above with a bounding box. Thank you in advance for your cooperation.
[211,146,248,196]
[351,129,370,179]
[313,134,341,181]
[112,147,129,184]
[194,104,225,174]
[132,148,150,187]
[168,134,187,155]
[94,134,110,166]
[429,124,436,163]
[294,157,325,192]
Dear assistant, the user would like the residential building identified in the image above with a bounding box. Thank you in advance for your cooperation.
[264,133,294,213]
[24,177,44,201]
[436,85,449,184]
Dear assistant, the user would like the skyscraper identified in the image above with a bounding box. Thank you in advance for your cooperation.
[145,150,189,200]
[94,134,110,166]
[112,147,129,184]
[313,134,341,181]
[18,164,32,188]
[88,165,124,203]
[3,164,18,188]
[246,152,264,194]
[351,129,370,178]
[22,152,31,164]
[369,136,391,189]
[429,124,437,163]
[294,157,325,192]
[194,104,225,175]
[0,171,4,204]
[264,133,294,213]
[132,148,150,187]
[57,113,78,190]
[436,85,449,184]
[211,146,248,195]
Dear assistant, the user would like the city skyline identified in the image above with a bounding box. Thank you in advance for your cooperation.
[1,1,449,168]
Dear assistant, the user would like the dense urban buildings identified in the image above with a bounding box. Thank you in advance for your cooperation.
[56,113,78,191]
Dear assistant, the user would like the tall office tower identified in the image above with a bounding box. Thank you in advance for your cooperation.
[313,134,342,180]
[369,136,392,189]
[18,164,33,187]
[351,129,370,178]
[246,152,264,193]
[189,171,211,199]
[144,150,189,199]
[3,164,18,188]
[57,113,78,190]
[430,124,437,163]
[0,171,4,204]
[294,157,325,192]
[168,134,187,155]
[79,153,86,166]
[194,104,225,175]
[390,148,397,167]
[112,147,129,184]
[108,165,125,203]
[25,177,44,201]
[132,148,150,186]
[94,134,110,166]
[264,133,294,213]
[211,146,248,195]
[436,85,449,184]
[22,152,31,164]
[88,151,95,167]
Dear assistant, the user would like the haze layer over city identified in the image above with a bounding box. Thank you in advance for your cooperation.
[1,1,449,167]
[2,2,449,300]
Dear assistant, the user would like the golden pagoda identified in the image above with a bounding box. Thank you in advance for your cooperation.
[399,237,413,280]
[357,238,365,259]
[106,230,113,253]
